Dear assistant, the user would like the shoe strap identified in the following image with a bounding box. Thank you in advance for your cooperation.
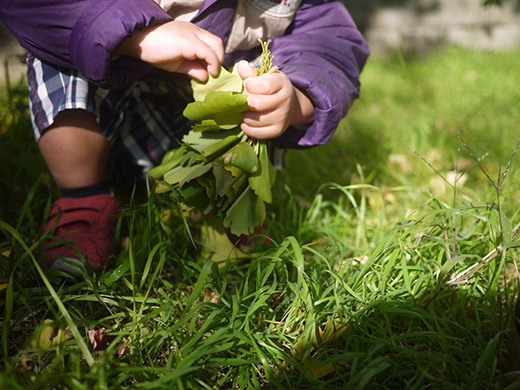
[45,196,120,232]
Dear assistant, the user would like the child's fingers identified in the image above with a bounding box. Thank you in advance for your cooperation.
[197,32,224,63]
[246,93,281,112]
[246,83,293,112]
[242,109,273,125]
[242,109,285,132]
[137,21,223,78]
[185,39,223,77]
[193,32,224,75]
[243,73,284,95]
[168,36,221,80]
[177,60,212,82]
[240,121,283,140]
[237,60,257,80]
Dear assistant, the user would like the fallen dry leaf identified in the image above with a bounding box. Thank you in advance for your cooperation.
[293,320,348,380]
[88,328,109,351]
[203,288,219,303]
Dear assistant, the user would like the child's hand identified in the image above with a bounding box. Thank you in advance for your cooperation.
[116,21,224,82]
[237,60,314,139]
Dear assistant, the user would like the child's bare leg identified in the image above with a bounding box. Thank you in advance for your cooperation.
[38,109,120,275]
[38,109,110,189]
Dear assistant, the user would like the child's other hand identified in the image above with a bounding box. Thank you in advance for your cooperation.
[116,21,224,82]
[237,60,314,139]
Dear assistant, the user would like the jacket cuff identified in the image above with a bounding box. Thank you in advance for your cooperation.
[276,63,358,148]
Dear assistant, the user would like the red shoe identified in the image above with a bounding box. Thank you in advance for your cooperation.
[41,194,121,276]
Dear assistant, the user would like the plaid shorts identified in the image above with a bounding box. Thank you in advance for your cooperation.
[26,53,193,188]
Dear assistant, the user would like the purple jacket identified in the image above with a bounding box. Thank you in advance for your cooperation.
[0,0,369,148]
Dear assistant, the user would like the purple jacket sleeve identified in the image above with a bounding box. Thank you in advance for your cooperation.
[0,0,171,89]
[270,1,369,148]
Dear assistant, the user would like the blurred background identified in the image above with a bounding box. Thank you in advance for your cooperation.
[348,0,520,54]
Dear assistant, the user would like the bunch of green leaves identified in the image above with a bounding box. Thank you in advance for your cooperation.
[149,41,277,236]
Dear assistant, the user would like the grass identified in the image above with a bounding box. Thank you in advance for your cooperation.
[1,45,520,389]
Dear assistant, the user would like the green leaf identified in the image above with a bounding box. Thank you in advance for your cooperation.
[225,171,248,202]
[195,135,241,160]
[163,164,212,188]
[212,158,236,198]
[186,151,205,166]
[507,240,520,249]
[249,143,276,203]
[223,185,266,235]
[500,210,512,246]
[223,142,259,174]
[216,194,230,210]
[182,128,241,150]
[147,147,192,179]
[183,91,249,126]
[224,164,242,178]
[192,120,237,132]
[197,172,216,203]
[191,66,244,101]
[161,149,177,164]
[179,181,211,211]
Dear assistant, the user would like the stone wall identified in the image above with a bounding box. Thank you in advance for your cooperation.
[345,0,520,54]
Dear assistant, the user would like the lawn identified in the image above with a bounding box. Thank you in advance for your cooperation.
[1,46,520,389]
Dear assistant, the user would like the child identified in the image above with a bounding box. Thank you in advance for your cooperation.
[0,0,369,276]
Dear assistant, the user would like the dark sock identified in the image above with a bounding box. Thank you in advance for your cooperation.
[59,182,110,198]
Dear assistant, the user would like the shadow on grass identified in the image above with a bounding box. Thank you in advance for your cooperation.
[281,118,391,201]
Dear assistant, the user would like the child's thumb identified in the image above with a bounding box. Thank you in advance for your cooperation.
[237,60,257,81]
